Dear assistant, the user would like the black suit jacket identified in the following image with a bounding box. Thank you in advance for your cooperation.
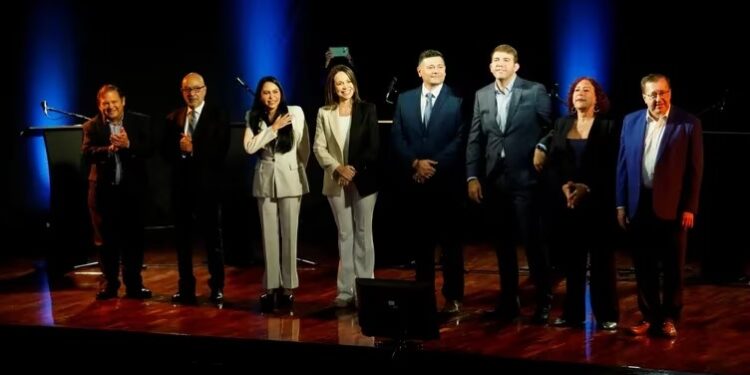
[164,104,230,194]
[82,112,152,194]
[348,101,380,196]
[544,116,619,216]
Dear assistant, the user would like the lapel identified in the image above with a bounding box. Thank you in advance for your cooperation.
[410,90,426,134]
[633,110,647,165]
[657,110,678,163]
[506,78,523,133]
[487,85,499,130]
[426,87,448,132]
[98,115,112,140]
[179,107,188,134]
[326,108,345,161]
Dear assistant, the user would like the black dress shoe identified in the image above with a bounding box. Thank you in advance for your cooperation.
[531,304,551,325]
[171,292,197,305]
[276,290,294,310]
[441,300,462,314]
[125,288,152,299]
[210,289,224,304]
[552,317,585,328]
[96,289,118,300]
[597,321,618,331]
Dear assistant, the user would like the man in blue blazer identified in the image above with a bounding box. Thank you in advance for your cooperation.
[391,49,466,314]
[466,44,553,323]
[616,74,703,338]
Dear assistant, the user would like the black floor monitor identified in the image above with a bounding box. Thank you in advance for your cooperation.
[355,278,439,341]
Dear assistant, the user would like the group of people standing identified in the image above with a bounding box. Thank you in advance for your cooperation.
[81,43,702,339]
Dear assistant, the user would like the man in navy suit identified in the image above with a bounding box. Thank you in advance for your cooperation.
[466,44,553,323]
[391,49,466,314]
[617,74,703,338]
[164,72,230,306]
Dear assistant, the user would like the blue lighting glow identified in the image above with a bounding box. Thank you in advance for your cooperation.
[554,0,612,113]
[24,1,77,212]
[234,0,293,96]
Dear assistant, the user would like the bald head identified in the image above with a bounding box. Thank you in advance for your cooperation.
[181,72,206,108]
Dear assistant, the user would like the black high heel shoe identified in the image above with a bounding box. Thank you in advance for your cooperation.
[276,289,294,310]
[259,292,275,313]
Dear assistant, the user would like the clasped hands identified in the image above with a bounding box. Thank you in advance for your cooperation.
[412,159,437,184]
[335,164,356,187]
[108,129,130,153]
[562,181,589,209]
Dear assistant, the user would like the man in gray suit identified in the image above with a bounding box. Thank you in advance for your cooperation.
[466,44,553,323]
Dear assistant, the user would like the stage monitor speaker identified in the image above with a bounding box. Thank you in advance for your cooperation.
[355,278,439,341]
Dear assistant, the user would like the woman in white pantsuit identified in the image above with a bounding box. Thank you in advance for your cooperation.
[313,65,380,308]
[244,76,309,312]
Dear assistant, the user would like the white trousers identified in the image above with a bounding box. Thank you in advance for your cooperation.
[258,196,301,290]
[328,186,377,300]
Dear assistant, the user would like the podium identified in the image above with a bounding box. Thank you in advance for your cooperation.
[24,125,94,276]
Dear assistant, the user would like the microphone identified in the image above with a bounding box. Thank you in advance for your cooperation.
[235,76,255,96]
[235,77,248,89]
[385,77,398,104]
[719,89,729,113]
[41,100,49,117]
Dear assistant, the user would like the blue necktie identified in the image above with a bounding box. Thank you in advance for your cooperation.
[423,92,433,127]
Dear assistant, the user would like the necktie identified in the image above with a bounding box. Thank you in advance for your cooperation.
[423,92,433,127]
[188,110,197,135]
[110,123,123,184]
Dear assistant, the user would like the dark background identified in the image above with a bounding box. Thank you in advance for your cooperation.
[3,0,746,280]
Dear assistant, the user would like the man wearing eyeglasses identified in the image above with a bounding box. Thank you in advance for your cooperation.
[616,73,703,338]
[164,72,230,306]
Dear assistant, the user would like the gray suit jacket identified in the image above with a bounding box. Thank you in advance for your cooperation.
[466,76,551,188]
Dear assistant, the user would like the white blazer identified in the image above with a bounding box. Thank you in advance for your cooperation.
[313,106,347,197]
[244,105,310,198]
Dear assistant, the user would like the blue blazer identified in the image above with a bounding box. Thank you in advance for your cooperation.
[391,85,464,188]
[616,106,703,220]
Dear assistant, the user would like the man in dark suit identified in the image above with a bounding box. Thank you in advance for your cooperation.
[617,73,703,338]
[391,49,465,314]
[466,44,553,323]
[82,84,153,300]
[164,72,230,305]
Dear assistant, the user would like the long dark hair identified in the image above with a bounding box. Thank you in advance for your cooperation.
[247,76,293,153]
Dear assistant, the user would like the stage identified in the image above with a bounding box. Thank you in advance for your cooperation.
[0,233,747,373]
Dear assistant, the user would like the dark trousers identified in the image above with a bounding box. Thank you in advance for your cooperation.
[485,175,552,311]
[96,184,145,292]
[555,204,619,323]
[408,183,464,302]
[631,189,687,323]
[174,186,225,294]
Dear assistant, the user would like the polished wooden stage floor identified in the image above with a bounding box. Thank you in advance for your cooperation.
[0,234,748,373]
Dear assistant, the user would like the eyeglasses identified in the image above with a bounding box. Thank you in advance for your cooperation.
[643,90,670,100]
[181,86,205,93]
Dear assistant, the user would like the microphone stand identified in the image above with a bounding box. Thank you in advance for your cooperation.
[697,89,729,117]
[20,102,92,136]
[46,106,91,122]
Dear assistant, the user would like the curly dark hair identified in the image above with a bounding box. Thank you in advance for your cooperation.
[566,77,610,115]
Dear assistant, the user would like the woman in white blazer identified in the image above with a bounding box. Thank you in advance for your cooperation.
[313,65,380,308]
[243,76,310,312]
